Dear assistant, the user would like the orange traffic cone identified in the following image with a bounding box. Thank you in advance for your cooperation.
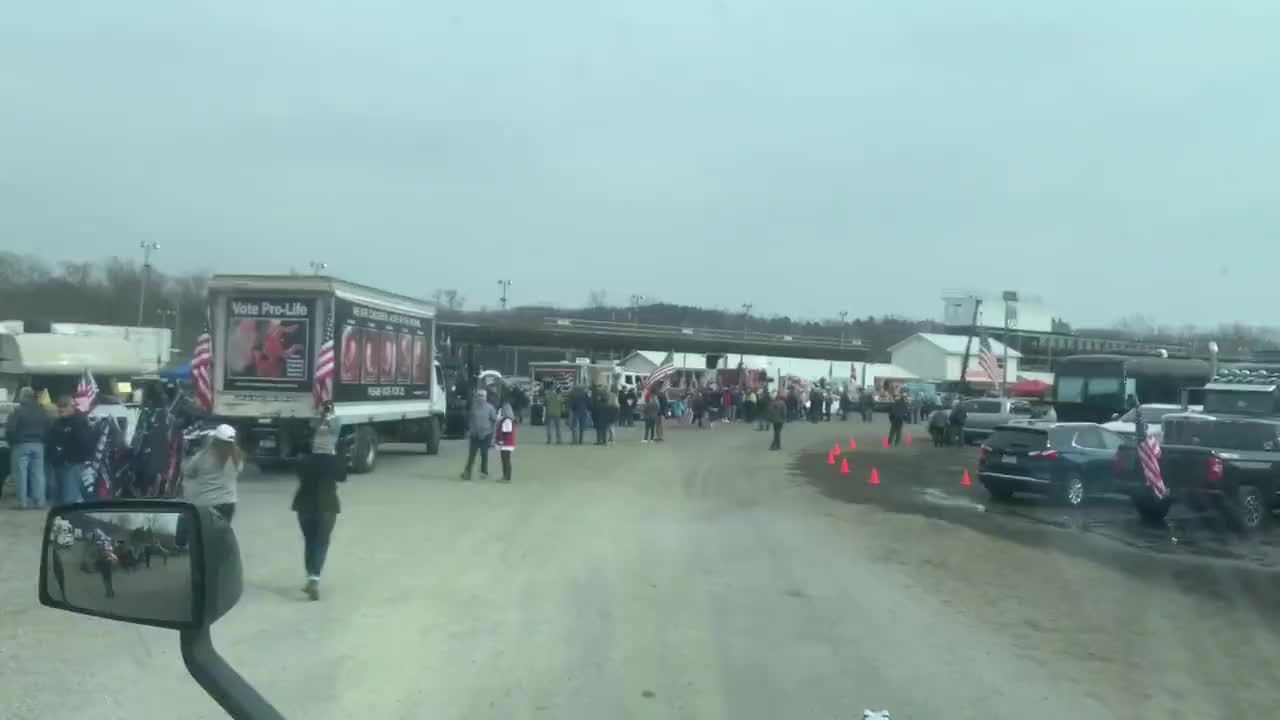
[905,432,913,445]
[961,469,972,487]
[832,443,841,456]
[840,457,850,475]
[849,438,857,451]
[827,450,835,465]
[882,437,889,448]
[869,467,880,485]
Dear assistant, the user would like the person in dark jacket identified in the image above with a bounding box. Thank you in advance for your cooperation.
[948,401,968,446]
[6,387,51,509]
[889,393,908,446]
[543,386,565,444]
[47,396,95,505]
[768,394,787,450]
[294,402,346,600]
[691,391,707,428]
[860,391,874,422]
[655,390,668,441]
[567,385,590,445]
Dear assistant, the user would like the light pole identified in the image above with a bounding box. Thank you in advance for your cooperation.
[308,261,328,275]
[629,294,646,323]
[838,310,849,345]
[1002,290,1018,393]
[137,241,160,326]
[497,279,512,310]
[156,306,179,362]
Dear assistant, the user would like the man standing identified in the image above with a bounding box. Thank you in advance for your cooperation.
[460,390,497,480]
[47,396,95,504]
[889,392,908,446]
[768,393,786,451]
[6,387,51,509]
[543,385,564,445]
[655,389,668,441]
[568,384,590,445]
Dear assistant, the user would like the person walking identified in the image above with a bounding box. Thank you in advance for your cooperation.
[889,393,908,446]
[294,401,345,601]
[949,400,968,447]
[568,384,589,445]
[604,392,620,445]
[642,391,659,443]
[461,389,497,479]
[691,391,706,429]
[655,390,667,441]
[495,404,517,482]
[543,386,564,444]
[860,390,874,422]
[47,396,95,505]
[5,387,51,509]
[182,424,244,522]
[928,406,950,447]
[768,393,786,451]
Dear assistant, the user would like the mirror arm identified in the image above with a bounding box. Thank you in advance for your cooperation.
[181,627,286,720]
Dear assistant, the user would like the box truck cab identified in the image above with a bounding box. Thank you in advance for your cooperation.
[207,275,447,473]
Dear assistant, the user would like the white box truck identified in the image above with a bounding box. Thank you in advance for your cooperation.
[207,274,446,472]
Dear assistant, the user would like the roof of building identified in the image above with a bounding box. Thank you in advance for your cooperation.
[631,350,711,370]
[890,332,1023,358]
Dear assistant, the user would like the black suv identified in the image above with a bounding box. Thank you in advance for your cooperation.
[979,422,1126,506]
[1118,368,1280,530]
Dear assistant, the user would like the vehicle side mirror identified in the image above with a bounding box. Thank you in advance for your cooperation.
[40,501,283,719]
[1111,413,1120,421]
[40,500,240,629]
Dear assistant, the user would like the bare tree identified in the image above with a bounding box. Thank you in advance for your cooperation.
[431,288,465,310]
[587,289,608,308]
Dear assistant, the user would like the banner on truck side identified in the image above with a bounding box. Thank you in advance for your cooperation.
[223,298,314,391]
[333,298,432,401]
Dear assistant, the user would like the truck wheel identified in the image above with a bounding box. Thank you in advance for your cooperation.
[424,417,442,455]
[1132,496,1170,525]
[1227,485,1267,532]
[350,427,378,474]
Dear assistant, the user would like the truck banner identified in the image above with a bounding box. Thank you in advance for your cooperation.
[223,298,314,391]
[334,298,431,401]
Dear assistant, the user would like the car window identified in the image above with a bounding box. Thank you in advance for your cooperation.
[1010,402,1033,416]
[1098,428,1123,450]
[965,400,1002,413]
[1055,376,1085,402]
[1072,426,1105,449]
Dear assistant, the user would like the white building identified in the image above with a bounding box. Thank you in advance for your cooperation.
[889,333,1022,385]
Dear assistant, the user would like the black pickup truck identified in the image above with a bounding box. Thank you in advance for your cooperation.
[1118,369,1280,530]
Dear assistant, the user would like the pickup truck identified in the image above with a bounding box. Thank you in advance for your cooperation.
[958,397,1035,444]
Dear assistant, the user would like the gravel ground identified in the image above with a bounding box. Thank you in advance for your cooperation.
[1,417,1277,719]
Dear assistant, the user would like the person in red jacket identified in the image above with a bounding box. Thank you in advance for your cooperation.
[495,404,517,483]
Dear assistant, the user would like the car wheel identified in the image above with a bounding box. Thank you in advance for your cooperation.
[350,427,378,474]
[1227,485,1267,532]
[983,481,1014,502]
[1060,476,1086,507]
[424,417,442,455]
[1132,496,1170,524]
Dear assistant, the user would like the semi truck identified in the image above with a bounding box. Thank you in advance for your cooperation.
[207,274,447,473]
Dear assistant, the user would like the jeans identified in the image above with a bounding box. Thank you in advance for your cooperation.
[57,463,86,505]
[499,450,513,482]
[655,415,664,440]
[572,412,589,444]
[770,422,783,450]
[545,416,563,444]
[644,418,656,440]
[889,420,903,446]
[13,442,46,507]
[297,511,337,579]
[463,435,491,477]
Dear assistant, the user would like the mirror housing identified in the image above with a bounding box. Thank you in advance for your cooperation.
[40,500,242,631]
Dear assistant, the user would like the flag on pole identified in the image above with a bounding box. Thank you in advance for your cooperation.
[1135,408,1168,499]
[313,309,336,408]
[642,351,677,392]
[192,315,214,412]
[74,368,98,412]
[977,335,1000,387]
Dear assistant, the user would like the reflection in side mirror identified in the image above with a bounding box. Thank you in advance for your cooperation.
[42,504,201,630]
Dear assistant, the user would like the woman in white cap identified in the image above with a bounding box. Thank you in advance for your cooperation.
[182,423,244,522]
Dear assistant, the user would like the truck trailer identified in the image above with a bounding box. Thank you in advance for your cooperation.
[207,274,446,472]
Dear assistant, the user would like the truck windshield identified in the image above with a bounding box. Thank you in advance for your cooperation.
[1204,390,1277,416]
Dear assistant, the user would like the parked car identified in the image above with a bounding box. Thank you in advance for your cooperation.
[1101,403,1201,442]
[959,397,1035,444]
[978,422,1126,506]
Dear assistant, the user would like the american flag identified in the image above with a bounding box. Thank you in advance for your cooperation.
[977,335,1000,387]
[74,368,98,412]
[1135,409,1168,499]
[313,309,336,408]
[192,317,214,412]
[642,351,676,392]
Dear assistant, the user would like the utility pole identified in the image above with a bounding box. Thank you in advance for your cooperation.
[741,303,753,331]
[1002,290,1018,393]
[497,279,512,310]
[958,297,983,397]
[308,261,328,275]
[137,241,160,326]
[838,310,849,345]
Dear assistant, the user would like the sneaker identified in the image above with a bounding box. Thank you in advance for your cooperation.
[641,439,648,444]
[305,578,320,601]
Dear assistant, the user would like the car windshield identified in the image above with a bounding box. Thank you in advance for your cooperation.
[4,4,1277,719]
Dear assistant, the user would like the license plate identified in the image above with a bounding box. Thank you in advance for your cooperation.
[1002,454,1016,464]
[259,438,277,448]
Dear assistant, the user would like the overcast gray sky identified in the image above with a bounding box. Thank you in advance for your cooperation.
[2,1,1276,327]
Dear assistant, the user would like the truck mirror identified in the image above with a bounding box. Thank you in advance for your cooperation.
[40,500,241,630]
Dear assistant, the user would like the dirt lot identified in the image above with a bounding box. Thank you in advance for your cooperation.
[1,416,1278,719]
